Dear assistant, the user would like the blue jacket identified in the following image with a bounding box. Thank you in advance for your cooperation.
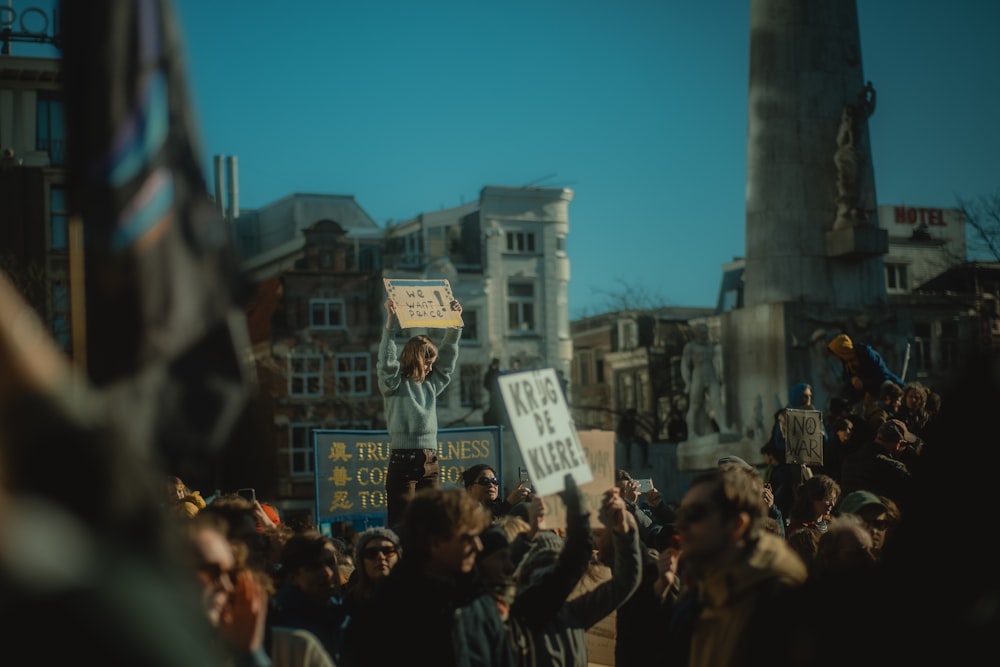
[842,342,904,402]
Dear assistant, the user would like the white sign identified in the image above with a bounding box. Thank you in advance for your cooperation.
[497,368,593,495]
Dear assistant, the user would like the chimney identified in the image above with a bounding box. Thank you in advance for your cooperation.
[213,155,225,219]
[226,155,239,219]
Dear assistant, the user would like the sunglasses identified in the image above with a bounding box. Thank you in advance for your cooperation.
[363,545,397,560]
[198,562,236,585]
[476,477,500,487]
[676,502,716,525]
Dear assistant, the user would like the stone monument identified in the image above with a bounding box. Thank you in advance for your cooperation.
[679,0,898,471]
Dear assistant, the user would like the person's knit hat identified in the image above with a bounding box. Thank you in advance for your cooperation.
[838,490,888,516]
[875,418,916,445]
[354,526,401,565]
[478,525,510,560]
[516,531,565,590]
[529,530,565,554]
[827,334,855,360]
[718,455,753,471]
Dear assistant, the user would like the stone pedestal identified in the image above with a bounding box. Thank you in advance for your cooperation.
[676,434,763,472]
[825,224,888,258]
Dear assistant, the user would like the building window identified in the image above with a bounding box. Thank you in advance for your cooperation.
[619,373,636,411]
[618,319,638,351]
[399,232,424,268]
[36,92,66,166]
[462,310,479,342]
[577,350,593,385]
[557,283,569,338]
[336,353,370,396]
[506,231,536,253]
[289,354,323,397]
[912,323,932,374]
[886,263,909,292]
[941,321,958,370]
[310,298,345,329]
[50,185,68,251]
[556,235,567,256]
[51,280,71,352]
[287,423,316,476]
[460,363,482,408]
[508,282,535,332]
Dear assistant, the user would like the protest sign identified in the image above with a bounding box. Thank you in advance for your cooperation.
[532,429,615,530]
[784,409,824,466]
[383,278,462,328]
[497,368,593,496]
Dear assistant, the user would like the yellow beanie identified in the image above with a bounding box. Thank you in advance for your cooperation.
[827,334,854,359]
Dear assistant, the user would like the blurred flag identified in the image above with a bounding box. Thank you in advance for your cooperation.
[59,0,254,472]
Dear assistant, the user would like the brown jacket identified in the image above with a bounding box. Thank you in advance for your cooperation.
[688,532,807,667]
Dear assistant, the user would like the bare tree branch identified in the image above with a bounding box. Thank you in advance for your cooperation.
[959,189,1000,261]
[591,277,671,313]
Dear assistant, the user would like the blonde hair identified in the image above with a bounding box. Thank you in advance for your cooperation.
[400,335,437,382]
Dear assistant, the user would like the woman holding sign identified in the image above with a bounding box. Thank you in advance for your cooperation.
[378,296,463,528]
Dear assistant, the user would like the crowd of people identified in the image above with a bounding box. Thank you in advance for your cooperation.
[159,326,965,667]
[6,2,993,664]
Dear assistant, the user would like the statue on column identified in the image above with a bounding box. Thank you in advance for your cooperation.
[681,323,730,438]
[833,81,876,230]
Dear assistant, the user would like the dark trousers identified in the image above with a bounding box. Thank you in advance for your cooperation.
[386,448,440,528]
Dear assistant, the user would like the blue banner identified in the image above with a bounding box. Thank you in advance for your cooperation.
[313,426,503,525]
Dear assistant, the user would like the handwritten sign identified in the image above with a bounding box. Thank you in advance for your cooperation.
[383,278,462,328]
[497,368,593,496]
[784,409,824,466]
[313,426,502,524]
[534,429,615,530]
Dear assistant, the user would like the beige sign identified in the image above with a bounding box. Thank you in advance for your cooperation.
[383,278,462,328]
[785,408,824,466]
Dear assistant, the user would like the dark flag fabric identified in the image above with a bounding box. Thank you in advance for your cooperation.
[59,0,255,478]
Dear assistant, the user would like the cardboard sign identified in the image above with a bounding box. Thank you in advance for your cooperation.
[497,368,593,496]
[534,429,615,530]
[312,426,502,524]
[383,278,462,328]
[784,409,824,466]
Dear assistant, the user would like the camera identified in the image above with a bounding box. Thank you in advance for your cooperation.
[237,487,256,502]
[636,478,654,493]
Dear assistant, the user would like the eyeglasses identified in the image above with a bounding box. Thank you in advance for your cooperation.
[476,477,500,487]
[363,546,397,560]
[676,502,716,525]
[199,562,236,586]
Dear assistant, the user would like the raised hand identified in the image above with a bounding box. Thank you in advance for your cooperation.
[384,298,397,329]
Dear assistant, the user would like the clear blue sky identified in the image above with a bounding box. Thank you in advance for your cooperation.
[16,1,1000,318]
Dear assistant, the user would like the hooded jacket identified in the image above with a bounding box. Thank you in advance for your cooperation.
[828,335,904,402]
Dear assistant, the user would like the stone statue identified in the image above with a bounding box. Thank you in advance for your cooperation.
[833,81,876,230]
[681,323,729,437]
